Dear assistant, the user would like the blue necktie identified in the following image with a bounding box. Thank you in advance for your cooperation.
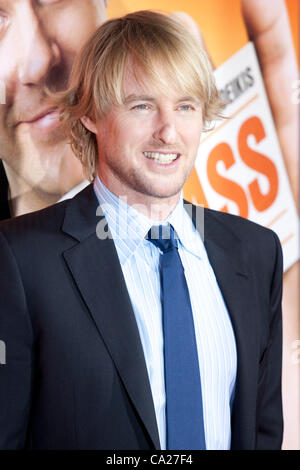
[147,224,206,450]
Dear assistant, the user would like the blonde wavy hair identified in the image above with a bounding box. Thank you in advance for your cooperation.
[51,10,224,181]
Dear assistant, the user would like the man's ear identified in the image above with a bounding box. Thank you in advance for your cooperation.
[80,116,98,134]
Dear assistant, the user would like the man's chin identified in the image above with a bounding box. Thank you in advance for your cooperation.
[140,176,188,200]
[138,183,183,201]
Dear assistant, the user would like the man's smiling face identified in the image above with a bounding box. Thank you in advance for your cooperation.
[84,61,203,208]
[0,0,107,197]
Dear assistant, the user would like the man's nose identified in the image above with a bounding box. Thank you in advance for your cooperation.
[17,6,60,85]
[153,111,178,144]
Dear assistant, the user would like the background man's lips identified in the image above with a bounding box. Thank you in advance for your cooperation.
[17,108,58,126]
[16,109,61,134]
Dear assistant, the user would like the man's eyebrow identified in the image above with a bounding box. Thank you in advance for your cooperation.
[124,95,201,105]
[124,95,156,104]
[177,96,201,104]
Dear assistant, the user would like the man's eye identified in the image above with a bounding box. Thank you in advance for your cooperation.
[133,104,149,110]
[179,105,193,111]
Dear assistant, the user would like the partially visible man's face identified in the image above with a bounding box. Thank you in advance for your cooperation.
[89,62,203,207]
[0,0,107,196]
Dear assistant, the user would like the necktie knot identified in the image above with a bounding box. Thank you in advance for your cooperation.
[146,224,178,253]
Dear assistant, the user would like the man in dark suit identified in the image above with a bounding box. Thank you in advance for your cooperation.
[0,11,283,450]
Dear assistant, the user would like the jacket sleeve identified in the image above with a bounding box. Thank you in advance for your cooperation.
[0,231,33,449]
[256,230,284,449]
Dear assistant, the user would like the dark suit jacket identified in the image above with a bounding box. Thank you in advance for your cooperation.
[0,161,10,221]
[0,184,283,450]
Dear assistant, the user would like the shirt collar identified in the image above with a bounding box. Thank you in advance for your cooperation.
[168,196,204,260]
[93,175,204,265]
[58,180,90,203]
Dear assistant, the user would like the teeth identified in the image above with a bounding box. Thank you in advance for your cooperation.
[143,152,178,164]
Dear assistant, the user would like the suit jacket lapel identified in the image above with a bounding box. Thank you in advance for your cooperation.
[61,185,161,449]
[190,204,260,449]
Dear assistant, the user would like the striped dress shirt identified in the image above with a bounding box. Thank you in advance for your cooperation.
[94,176,237,450]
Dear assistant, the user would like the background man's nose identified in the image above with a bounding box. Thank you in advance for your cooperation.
[17,7,61,85]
